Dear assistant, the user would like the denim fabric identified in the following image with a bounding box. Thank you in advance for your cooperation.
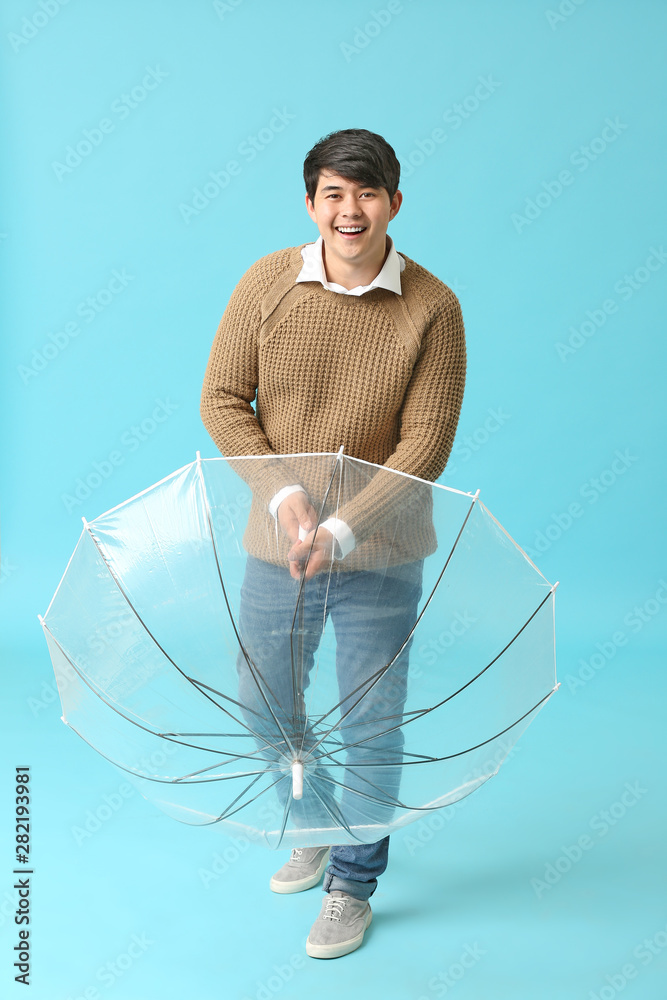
[236,555,423,897]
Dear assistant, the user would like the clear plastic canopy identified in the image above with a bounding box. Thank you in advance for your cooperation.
[41,452,558,849]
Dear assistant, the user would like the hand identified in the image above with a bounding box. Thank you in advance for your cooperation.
[287,527,334,580]
[277,491,319,544]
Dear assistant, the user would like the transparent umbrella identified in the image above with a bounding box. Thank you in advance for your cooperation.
[40,451,558,849]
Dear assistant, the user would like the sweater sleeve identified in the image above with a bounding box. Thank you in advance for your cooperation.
[200,259,303,504]
[334,290,466,546]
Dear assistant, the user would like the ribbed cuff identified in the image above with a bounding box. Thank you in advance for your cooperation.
[320,517,356,559]
[268,484,305,518]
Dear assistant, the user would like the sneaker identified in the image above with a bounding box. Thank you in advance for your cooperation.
[306,891,372,959]
[269,847,331,894]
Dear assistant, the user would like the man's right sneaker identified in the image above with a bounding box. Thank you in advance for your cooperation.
[269,847,331,894]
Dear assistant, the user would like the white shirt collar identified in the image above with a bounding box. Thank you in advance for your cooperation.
[296,235,405,296]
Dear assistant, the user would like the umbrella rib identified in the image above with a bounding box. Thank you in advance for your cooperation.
[80,523,290,759]
[302,773,364,844]
[310,686,557,767]
[195,460,298,760]
[202,773,290,826]
[306,492,480,754]
[308,586,554,762]
[63,720,283,785]
[315,769,407,810]
[43,621,287,764]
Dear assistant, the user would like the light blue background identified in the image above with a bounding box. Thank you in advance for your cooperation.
[1,1,666,998]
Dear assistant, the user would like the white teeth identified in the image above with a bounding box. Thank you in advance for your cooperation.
[337,226,365,233]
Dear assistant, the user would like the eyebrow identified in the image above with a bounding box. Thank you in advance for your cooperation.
[319,183,377,192]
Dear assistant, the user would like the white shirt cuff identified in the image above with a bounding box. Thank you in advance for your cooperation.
[268,485,305,519]
[320,517,356,559]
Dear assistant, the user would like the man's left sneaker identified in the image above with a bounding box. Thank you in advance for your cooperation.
[305,891,372,959]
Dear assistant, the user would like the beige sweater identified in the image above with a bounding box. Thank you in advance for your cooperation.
[201,245,466,568]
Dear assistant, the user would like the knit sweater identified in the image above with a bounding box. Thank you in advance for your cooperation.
[201,244,466,569]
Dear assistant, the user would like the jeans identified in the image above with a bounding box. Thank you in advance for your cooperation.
[236,555,423,900]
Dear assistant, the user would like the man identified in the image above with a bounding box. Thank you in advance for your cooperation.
[201,128,466,958]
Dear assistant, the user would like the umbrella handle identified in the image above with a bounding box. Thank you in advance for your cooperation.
[292,761,304,800]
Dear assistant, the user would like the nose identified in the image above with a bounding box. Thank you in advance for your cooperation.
[339,193,361,217]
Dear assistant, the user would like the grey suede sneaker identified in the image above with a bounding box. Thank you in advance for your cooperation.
[269,847,331,894]
[306,891,372,959]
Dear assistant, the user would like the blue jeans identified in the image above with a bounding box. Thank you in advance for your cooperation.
[236,556,423,901]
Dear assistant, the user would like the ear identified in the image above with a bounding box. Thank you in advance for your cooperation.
[305,191,317,222]
[388,189,403,223]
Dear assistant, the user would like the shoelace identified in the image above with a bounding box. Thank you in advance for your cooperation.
[323,896,347,922]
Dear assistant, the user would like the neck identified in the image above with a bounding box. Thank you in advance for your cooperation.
[322,238,390,290]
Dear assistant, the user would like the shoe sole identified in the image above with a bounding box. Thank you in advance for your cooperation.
[269,849,331,894]
[305,909,372,959]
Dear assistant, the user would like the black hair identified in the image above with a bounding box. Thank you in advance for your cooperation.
[303,128,400,203]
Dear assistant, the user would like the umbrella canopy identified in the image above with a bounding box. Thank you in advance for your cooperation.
[40,452,558,849]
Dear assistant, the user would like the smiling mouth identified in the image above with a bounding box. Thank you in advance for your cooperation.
[335,226,367,238]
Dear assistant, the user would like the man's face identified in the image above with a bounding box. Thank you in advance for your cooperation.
[305,171,402,271]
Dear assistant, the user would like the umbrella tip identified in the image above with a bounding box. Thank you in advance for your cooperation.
[291,760,304,800]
